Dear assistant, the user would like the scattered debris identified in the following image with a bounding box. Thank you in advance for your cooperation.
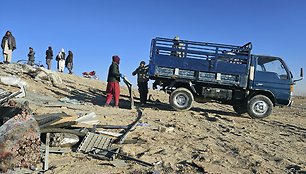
[0,76,27,98]
[286,164,306,174]
[77,132,113,154]
[122,76,134,109]
[96,130,123,137]
[0,88,22,105]
[117,110,143,144]
[59,97,84,105]
[44,133,50,171]
[109,159,127,168]
[96,125,128,129]
[137,122,150,127]
[50,133,80,147]
[82,71,98,79]
[75,112,100,125]
[93,148,154,167]
[34,67,63,87]
[40,146,71,154]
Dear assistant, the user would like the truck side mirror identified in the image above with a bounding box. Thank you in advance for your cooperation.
[294,68,304,83]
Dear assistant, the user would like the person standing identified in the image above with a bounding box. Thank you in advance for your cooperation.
[132,61,149,106]
[104,55,121,108]
[56,48,65,72]
[171,36,184,57]
[27,47,35,66]
[65,50,73,74]
[45,46,53,70]
[1,31,16,64]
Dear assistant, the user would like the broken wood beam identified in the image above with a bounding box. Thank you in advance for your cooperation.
[95,125,128,129]
[43,133,50,171]
[94,148,154,167]
[40,128,86,137]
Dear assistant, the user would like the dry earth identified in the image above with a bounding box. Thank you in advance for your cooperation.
[1,64,305,174]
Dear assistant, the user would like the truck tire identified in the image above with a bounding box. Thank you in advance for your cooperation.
[170,88,194,111]
[247,95,273,119]
[233,105,247,115]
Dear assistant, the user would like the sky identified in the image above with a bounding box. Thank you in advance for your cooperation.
[1,0,305,95]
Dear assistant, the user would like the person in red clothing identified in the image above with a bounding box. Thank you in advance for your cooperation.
[104,55,121,107]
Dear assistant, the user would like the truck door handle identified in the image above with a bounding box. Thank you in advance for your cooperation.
[256,83,263,86]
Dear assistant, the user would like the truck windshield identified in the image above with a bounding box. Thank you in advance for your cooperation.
[257,57,288,80]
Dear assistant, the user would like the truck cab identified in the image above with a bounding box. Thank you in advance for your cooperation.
[148,37,302,118]
[251,55,293,105]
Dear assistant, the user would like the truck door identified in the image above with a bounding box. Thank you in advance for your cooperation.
[253,56,292,105]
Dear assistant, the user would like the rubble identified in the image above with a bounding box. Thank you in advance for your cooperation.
[33,67,63,87]
[0,107,40,172]
[59,97,84,105]
[0,76,27,98]
[75,112,100,125]
[50,133,80,147]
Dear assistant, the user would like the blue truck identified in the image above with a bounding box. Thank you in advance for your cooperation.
[148,37,303,118]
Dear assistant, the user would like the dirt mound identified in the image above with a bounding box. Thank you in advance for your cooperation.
[0,63,305,174]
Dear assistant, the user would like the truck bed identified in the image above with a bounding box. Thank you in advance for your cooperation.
[148,37,252,88]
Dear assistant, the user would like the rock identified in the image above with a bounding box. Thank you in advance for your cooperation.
[34,68,63,87]
[0,110,40,172]
[166,127,175,133]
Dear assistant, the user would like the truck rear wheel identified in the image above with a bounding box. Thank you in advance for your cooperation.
[233,105,247,115]
[170,88,194,111]
[247,95,273,119]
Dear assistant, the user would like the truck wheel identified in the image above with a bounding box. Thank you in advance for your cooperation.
[170,88,194,111]
[247,95,273,119]
[233,105,247,115]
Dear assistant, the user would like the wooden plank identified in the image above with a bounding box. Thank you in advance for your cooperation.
[102,138,111,150]
[85,132,96,153]
[98,137,106,148]
[50,115,78,125]
[84,133,94,146]
[44,133,50,171]
[77,133,90,152]
[93,135,102,149]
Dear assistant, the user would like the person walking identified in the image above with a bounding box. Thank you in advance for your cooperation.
[1,31,16,64]
[45,46,53,70]
[104,55,121,108]
[56,48,65,72]
[132,61,149,106]
[27,47,35,66]
[65,50,73,74]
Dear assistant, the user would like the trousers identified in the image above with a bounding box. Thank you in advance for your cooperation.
[46,59,52,70]
[138,82,148,104]
[105,82,120,106]
[3,51,12,63]
[58,60,65,72]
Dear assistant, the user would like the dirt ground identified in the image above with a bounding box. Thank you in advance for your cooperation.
[1,64,305,174]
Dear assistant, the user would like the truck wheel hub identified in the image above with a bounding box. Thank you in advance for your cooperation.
[253,101,268,114]
[176,94,188,106]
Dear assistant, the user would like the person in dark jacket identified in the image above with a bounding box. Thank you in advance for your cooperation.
[132,61,149,106]
[27,47,35,66]
[104,55,121,108]
[65,50,73,74]
[1,31,16,63]
[45,46,53,70]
